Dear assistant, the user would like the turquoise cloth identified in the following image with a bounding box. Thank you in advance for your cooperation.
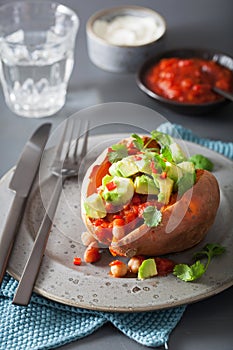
[1,123,232,350]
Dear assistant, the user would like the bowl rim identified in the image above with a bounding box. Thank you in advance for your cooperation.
[86,5,166,48]
[136,47,233,108]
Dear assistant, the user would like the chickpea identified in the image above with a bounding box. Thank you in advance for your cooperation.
[84,242,101,263]
[109,260,128,278]
[81,231,96,246]
[112,225,125,240]
[128,255,145,274]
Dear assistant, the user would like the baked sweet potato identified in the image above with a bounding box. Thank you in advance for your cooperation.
[81,133,220,257]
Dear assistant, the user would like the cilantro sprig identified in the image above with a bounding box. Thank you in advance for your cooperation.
[131,133,144,151]
[108,144,128,163]
[173,243,225,282]
[142,206,162,227]
[131,133,160,152]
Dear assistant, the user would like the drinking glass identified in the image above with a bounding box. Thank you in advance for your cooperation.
[0,1,79,118]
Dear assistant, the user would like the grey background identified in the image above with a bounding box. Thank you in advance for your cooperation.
[0,0,232,349]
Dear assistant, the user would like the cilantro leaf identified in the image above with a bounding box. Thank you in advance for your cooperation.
[108,144,128,163]
[173,243,225,282]
[151,130,173,146]
[193,243,225,270]
[193,243,225,260]
[173,261,205,282]
[153,154,166,171]
[131,133,144,151]
[160,145,173,162]
[189,154,214,171]
[143,206,162,227]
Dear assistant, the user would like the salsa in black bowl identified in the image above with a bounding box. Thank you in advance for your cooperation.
[136,48,233,115]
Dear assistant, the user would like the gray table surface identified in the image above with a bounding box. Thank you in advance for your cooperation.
[0,0,233,349]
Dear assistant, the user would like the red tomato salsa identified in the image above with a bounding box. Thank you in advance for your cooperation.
[144,57,233,104]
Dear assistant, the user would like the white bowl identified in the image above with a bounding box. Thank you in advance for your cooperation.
[86,6,166,73]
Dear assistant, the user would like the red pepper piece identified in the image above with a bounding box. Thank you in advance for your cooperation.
[73,257,82,266]
[106,181,117,191]
[160,171,167,179]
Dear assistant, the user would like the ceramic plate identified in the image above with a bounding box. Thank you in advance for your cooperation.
[1,135,233,312]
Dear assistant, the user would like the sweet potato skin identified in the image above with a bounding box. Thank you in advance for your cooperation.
[82,144,220,257]
[110,169,220,257]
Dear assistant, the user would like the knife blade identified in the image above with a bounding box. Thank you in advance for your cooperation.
[0,123,51,285]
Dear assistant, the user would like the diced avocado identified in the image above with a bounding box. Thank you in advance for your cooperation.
[138,258,158,280]
[102,174,113,186]
[102,176,134,206]
[176,172,196,196]
[84,193,106,219]
[188,154,214,171]
[109,156,138,177]
[178,161,195,174]
[134,154,152,175]
[169,142,187,163]
[165,162,183,182]
[107,162,122,177]
[176,161,196,195]
[152,174,174,204]
[134,175,159,195]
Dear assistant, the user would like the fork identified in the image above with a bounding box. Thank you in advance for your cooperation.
[12,118,89,306]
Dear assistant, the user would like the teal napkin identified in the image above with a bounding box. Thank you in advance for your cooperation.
[1,123,232,350]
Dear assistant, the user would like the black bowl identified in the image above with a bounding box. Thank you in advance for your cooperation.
[136,48,233,115]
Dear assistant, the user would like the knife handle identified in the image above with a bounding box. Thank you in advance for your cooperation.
[0,194,25,285]
[12,178,62,305]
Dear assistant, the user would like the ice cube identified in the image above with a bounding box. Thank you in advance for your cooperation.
[31,49,48,63]
[14,45,30,62]
[6,29,24,43]
[46,28,62,44]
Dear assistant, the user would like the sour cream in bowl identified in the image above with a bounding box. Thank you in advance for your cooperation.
[86,6,166,72]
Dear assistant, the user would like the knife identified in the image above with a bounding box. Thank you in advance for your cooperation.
[0,123,52,285]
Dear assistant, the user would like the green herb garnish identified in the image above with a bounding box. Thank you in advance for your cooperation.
[108,144,128,163]
[189,154,214,171]
[142,206,162,227]
[173,243,225,282]
[151,130,173,146]
[160,145,173,163]
[131,133,144,151]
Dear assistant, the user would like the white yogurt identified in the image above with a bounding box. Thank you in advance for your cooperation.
[93,15,164,46]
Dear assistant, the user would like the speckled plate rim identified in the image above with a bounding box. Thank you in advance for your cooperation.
[1,136,233,312]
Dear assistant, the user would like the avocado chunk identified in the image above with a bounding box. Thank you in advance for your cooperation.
[176,161,196,195]
[176,173,195,196]
[178,161,195,174]
[170,142,187,163]
[138,258,158,280]
[165,162,183,182]
[152,174,174,204]
[134,153,153,175]
[102,176,134,206]
[109,156,138,177]
[134,174,159,195]
[84,193,106,219]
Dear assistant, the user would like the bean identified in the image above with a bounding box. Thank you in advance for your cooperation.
[81,231,96,246]
[112,225,125,240]
[128,256,145,274]
[84,242,101,263]
[109,260,128,278]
